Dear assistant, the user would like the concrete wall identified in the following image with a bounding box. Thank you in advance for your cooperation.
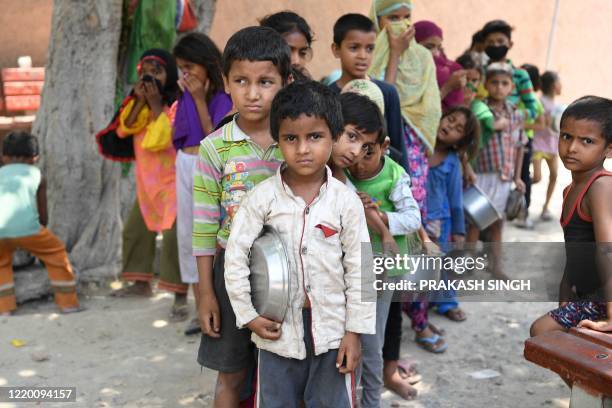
[0,0,53,69]
[209,0,612,104]
[1,0,610,105]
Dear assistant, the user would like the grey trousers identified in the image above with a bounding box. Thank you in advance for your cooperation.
[257,309,356,408]
[358,274,402,408]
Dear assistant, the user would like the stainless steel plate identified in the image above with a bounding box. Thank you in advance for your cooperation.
[249,225,291,323]
[463,184,501,230]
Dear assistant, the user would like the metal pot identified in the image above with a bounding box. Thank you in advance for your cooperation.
[463,184,501,230]
[505,189,526,221]
[249,225,291,323]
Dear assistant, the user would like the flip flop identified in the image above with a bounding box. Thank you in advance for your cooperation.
[109,284,153,298]
[60,305,87,314]
[396,358,418,379]
[428,323,446,336]
[415,334,447,354]
[184,317,201,336]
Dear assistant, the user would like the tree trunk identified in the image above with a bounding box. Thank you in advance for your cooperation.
[33,0,124,281]
[195,0,217,34]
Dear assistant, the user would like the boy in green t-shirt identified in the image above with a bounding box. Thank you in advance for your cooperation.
[347,137,423,401]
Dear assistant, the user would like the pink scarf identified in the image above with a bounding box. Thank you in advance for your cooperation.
[414,20,464,111]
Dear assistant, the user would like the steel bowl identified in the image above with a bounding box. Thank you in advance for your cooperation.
[249,225,291,323]
[505,189,526,221]
[463,184,502,230]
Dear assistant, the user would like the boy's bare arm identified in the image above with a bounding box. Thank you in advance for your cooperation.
[197,256,220,337]
[364,208,399,255]
[36,177,48,226]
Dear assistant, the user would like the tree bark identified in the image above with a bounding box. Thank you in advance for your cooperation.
[33,0,124,280]
[195,0,217,34]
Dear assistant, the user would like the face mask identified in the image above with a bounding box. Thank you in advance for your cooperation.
[388,20,412,36]
[484,45,509,61]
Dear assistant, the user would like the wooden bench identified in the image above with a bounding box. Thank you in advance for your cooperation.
[0,67,44,132]
[524,328,612,407]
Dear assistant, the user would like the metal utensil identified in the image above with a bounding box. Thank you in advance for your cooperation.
[249,225,291,323]
[505,189,526,221]
[463,184,502,230]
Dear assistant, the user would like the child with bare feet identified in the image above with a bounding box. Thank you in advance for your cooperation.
[467,63,527,280]
[109,49,189,322]
[531,96,612,338]
[347,124,423,402]
[0,132,82,315]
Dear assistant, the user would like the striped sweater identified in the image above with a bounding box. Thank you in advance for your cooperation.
[508,61,538,120]
[192,116,283,256]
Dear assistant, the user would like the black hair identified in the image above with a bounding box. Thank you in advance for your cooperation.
[471,30,485,47]
[441,106,480,160]
[139,49,179,105]
[541,71,560,95]
[456,53,477,70]
[270,80,343,142]
[260,11,313,45]
[560,96,612,144]
[339,92,386,144]
[333,13,376,45]
[481,20,513,41]
[521,63,540,92]
[2,131,39,158]
[222,26,292,84]
[173,32,224,102]
[290,66,310,82]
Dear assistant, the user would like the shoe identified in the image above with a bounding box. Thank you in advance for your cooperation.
[184,317,201,336]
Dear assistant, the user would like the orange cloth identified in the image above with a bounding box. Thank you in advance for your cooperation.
[118,101,177,232]
[0,227,79,313]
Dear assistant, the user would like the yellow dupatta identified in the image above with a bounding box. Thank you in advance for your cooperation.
[368,0,441,154]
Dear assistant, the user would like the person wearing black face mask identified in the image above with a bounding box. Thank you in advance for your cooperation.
[481,20,539,122]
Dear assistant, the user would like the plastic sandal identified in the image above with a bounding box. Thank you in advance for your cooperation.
[415,334,448,354]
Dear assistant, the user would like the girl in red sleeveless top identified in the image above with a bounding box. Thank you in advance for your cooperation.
[530,96,612,337]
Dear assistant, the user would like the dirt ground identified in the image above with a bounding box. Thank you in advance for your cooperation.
[0,160,593,408]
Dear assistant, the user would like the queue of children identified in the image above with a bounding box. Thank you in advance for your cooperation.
[2,1,610,407]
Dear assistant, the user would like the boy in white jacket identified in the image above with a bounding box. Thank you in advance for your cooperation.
[224,81,375,407]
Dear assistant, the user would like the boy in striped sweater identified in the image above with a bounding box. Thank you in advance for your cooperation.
[192,26,291,407]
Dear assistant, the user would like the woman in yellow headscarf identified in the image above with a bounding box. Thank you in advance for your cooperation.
[369,0,442,155]
[369,0,442,219]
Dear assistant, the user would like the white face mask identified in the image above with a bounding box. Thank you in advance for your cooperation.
[471,50,489,67]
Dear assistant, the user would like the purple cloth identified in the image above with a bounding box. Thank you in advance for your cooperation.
[173,90,232,149]
[414,20,443,43]
[414,20,464,111]
[434,54,464,111]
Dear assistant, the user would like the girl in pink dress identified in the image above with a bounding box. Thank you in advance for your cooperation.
[532,71,562,221]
